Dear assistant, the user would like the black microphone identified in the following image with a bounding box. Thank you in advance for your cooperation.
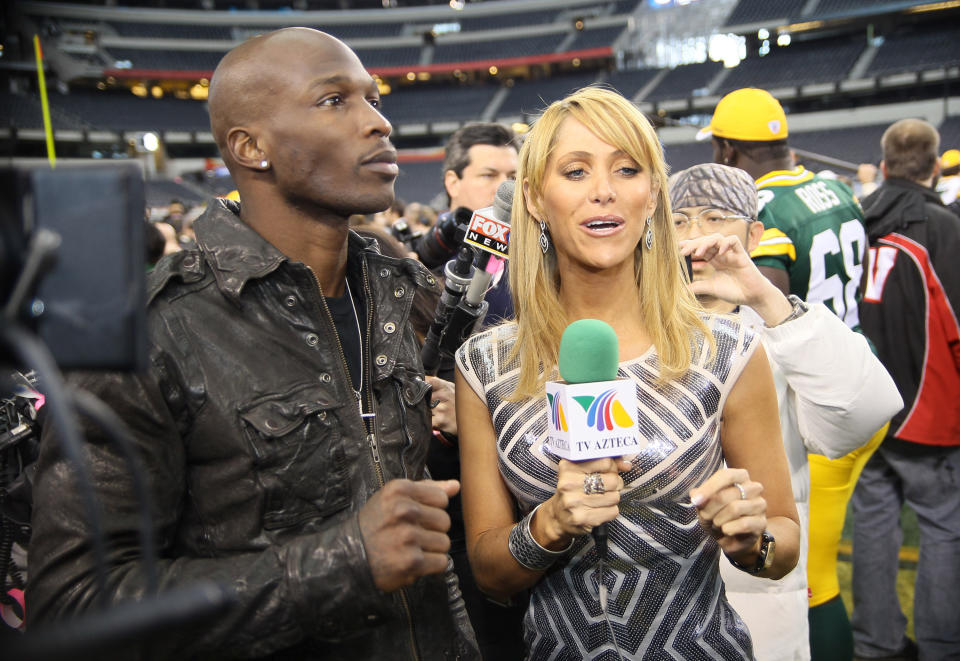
[437,180,514,356]
[421,245,475,375]
[421,182,514,374]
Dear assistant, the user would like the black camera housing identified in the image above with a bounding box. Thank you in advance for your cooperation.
[1,164,147,371]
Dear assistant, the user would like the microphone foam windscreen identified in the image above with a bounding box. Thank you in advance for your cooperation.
[558,319,619,384]
[493,180,514,224]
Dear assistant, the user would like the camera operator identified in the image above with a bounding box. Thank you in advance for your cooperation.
[26,28,478,661]
[417,124,518,325]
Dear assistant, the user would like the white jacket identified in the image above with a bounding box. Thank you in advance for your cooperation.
[720,303,903,661]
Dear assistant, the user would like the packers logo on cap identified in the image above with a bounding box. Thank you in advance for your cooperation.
[696,88,789,142]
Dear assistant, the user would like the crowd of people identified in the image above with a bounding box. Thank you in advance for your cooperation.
[10,26,960,661]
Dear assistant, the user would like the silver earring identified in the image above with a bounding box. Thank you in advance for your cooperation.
[644,216,654,250]
[538,219,550,254]
[260,160,269,169]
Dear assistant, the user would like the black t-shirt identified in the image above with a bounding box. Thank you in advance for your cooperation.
[324,265,366,392]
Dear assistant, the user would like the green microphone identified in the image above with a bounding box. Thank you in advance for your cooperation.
[559,319,620,384]
[557,319,622,560]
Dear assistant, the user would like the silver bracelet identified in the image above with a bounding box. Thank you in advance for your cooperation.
[770,294,809,327]
[508,503,572,571]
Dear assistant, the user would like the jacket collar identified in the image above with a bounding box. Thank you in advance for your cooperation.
[194,198,382,299]
[862,177,942,240]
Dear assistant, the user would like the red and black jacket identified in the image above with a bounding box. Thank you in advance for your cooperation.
[861,177,960,446]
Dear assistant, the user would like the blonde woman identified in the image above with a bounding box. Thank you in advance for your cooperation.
[454,87,800,660]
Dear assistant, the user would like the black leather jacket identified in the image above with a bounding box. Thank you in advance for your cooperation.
[27,199,479,660]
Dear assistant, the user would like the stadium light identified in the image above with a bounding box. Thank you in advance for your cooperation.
[708,33,746,68]
[190,83,209,100]
[141,132,160,152]
[757,29,770,40]
[777,33,791,46]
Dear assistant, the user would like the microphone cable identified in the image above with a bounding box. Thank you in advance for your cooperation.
[592,521,624,661]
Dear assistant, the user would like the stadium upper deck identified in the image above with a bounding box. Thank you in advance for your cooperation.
[1,0,958,167]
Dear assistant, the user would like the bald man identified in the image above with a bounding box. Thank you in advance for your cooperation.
[27,29,479,660]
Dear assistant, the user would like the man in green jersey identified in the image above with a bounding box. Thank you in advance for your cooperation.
[699,88,881,661]
[697,88,868,330]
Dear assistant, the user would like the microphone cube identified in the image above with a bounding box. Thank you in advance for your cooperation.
[464,207,510,259]
[545,379,644,461]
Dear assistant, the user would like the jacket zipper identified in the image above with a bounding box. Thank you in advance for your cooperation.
[359,264,421,661]
[308,265,384,477]
[357,262,385,487]
[310,262,420,661]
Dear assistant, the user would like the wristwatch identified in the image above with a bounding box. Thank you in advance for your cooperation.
[728,529,776,575]
[768,295,809,328]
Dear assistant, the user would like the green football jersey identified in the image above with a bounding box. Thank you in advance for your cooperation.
[750,166,867,330]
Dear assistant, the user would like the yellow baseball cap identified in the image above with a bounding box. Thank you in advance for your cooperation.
[696,88,789,142]
[942,149,960,169]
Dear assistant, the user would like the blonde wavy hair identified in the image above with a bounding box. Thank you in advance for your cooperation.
[507,85,710,399]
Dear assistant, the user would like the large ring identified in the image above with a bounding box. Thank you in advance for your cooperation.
[584,473,605,495]
[733,482,747,500]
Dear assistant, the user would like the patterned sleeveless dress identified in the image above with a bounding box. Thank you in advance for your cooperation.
[455,315,759,660]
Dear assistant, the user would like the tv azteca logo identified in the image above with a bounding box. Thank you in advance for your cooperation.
[548,388,634,432]
[547,391,569,431]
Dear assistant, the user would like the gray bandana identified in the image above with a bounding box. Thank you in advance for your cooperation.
[669,163,758,220]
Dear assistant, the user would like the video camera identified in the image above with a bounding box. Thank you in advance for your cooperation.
[1,164,147,371]
[413,206,474,270]
[388,218,422,253]
[2,164,229,656]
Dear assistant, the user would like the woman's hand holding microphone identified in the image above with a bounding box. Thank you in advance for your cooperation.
[530,457,632,551]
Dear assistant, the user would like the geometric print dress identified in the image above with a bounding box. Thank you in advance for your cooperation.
[455,315,759,660]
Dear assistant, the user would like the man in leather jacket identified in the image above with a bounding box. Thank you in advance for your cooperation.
[26,28,479,660]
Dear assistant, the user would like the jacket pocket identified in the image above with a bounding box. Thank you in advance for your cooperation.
[391,369,433,476]
[239,384,350,530]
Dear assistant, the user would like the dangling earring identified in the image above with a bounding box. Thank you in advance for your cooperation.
[539,219,551,254]
[644,216,654,250]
